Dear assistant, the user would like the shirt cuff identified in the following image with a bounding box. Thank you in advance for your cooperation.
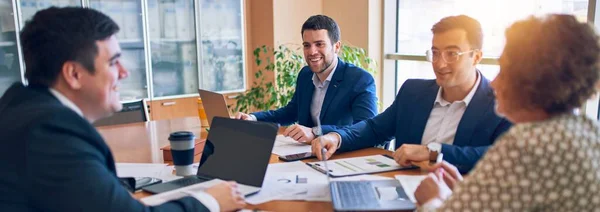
[332,132,342,149]
[249,114,257,121]
[187,191,220,212]
[420,198,444,212]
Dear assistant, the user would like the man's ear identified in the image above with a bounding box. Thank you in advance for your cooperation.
[472,50,483,65]
[60,61,83,90]
[333,41,342,54]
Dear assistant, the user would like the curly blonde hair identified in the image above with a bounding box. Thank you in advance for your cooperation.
[500,14,600,115]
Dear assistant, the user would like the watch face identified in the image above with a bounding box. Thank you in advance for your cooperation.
[312,127,321,136]
[428,142,442,152]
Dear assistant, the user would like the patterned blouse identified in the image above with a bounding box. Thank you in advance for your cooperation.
[435,113,600,211]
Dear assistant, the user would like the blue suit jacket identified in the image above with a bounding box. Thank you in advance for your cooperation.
[0,83,209,211]
[252,58,378,134]
[335,76,512,173]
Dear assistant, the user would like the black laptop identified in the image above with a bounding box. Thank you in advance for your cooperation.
[143,117,278,196]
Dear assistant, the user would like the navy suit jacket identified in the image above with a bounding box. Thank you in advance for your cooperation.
[0,83,209,212]
[252,58,378,134]
[335,76,512,173]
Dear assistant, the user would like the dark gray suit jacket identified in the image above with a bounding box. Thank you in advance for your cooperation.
[0,83,209,212]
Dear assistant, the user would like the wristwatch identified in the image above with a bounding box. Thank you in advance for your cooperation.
[312,127,321,136]
[427,142,442,162]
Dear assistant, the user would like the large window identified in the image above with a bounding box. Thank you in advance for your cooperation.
[392,0,588,89]
[384,0,598,118]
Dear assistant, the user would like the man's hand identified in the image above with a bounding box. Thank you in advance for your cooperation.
[283,124,315,143]
[311,133,340,160]
[234,112,255,121]
[392,144,430,167]
[204,181,246,212]
[414,172,453,206]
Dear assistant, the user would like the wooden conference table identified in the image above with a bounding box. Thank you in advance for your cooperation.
[96,117,425,212]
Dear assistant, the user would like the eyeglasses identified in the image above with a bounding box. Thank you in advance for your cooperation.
[426,49,477,64]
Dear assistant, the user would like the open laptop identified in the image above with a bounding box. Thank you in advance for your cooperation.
[143,117,278,196]
[198,89,232,126]
[314,121,416,211]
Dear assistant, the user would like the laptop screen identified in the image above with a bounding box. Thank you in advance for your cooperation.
[197,117,278,187]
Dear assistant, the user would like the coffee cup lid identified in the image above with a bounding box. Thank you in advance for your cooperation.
[169,131,195,141]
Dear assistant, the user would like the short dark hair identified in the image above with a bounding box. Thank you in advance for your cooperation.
[431,15,483,49]
[500,14,600,115]
[301,15,341,43]
[20,7,119,87]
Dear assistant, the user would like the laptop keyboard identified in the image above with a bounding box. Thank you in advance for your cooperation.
[335,181,380,208]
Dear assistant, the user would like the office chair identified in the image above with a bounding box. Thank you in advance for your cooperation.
[93,99,149,127]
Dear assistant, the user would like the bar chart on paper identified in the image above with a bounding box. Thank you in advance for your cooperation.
[307,155,406,177]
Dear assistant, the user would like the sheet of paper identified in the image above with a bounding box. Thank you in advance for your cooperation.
[332,174,392,182]
[271,135,312,156]
[394,175,427,203]
[116,163,178,182]
[307,155,405,176]
[245,185,306,205]
[305,183,330,201]
[141,179,224,206]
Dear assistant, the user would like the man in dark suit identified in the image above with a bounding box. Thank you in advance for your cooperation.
[312,15,511,173]
[0,7,244,211]
[236,15,378,143]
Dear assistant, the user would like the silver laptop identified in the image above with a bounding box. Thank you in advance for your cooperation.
[314,121,416,211]
[143,117,278,196]
[198,89,232,126]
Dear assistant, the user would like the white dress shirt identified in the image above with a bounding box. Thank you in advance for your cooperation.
[48,88,221,212]
[421,72,480,145]
[310,59,338,125]
[49,88,84,117]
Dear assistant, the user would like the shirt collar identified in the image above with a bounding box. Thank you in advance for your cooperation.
[312,58,338,88]
[435,71,480,106]
[48,88,84,117]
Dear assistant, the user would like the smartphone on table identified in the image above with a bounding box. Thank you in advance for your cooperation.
[278,152,315,162]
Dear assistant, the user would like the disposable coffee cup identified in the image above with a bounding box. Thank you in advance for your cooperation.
[169,131,196,176]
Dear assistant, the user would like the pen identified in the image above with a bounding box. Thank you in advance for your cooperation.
[305,162,328,174]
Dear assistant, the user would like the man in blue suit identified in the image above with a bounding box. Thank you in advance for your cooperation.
[0,7,244,211]
[312,15,511,173]
[236,15,378,143]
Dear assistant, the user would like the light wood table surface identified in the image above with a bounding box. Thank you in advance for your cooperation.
[97,117,424,212]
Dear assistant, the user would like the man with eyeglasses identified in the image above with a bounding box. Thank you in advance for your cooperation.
[310,15,511,173]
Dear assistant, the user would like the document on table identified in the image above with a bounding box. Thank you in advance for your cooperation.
[246,161,328,204]
[245,184,307,205]
[141,179,224,206]
[306,154,412,177]
[115,163,180,182]
[394,175,427,203]
[246,161,394,204]
[271,135,312,156]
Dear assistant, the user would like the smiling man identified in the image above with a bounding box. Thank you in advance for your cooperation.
[236,15,377,143]
[0,7,245,211]
[311,15,511,173]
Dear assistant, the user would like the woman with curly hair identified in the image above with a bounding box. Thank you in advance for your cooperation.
[414,14,600,211]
